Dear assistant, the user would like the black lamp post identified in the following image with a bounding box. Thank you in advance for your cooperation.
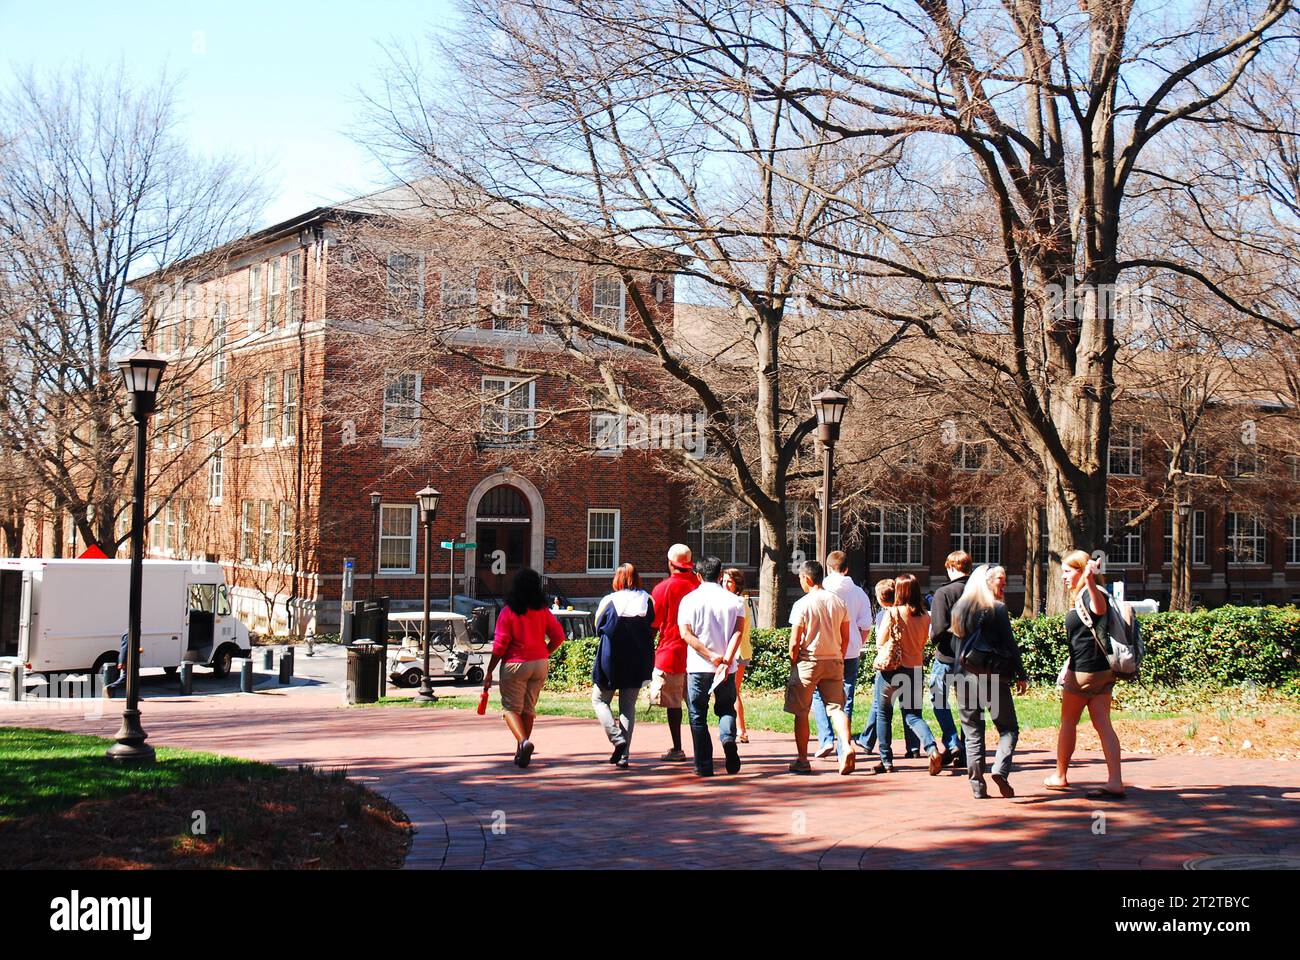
[811,387,849,563]
[368,492,382,600]
[107,349,167,764]
[415,485,441,703]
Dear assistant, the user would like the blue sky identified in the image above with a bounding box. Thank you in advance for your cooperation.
[0,0,459,225]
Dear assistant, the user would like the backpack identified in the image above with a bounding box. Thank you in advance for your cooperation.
[958,610,1015,676]
[1075,591,1143,680]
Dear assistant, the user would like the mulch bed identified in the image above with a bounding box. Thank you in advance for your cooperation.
[0,768,412,869]
[1017,712,1300,762]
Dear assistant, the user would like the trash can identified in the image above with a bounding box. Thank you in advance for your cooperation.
[346,641,382,704]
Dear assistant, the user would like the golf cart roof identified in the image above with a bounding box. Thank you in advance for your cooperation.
[552,609,592,618]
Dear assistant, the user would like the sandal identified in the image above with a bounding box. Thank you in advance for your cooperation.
[1042,777,1070,792]
[788,759,813,774]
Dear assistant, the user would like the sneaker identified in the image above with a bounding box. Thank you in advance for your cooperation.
[872,763,895,774]
[838,747,856,776]
[723,740,741,774]
[609,742,628,765]
[971,778,989,799]
[928,747,944,776]
[660,748,688,762]
[991,773,1015,798]
[616,755,630,770]
[814,743,836,760]
[515,740,535,768]
[788,759,814,774]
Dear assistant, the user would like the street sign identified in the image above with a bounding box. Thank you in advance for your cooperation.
[441,541,477,550]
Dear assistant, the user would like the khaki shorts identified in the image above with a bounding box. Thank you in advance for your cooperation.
[499,658,549,715]
[784,658,845,716]
[1063,669,1116,699]
[647,668,686,709]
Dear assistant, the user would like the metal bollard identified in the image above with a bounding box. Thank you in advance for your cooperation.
[261,648,274,670]
[7,664,22,702]
[179,661,194,696]
[278,646,294,685]
[305,633,315,657]
[238,657,254,693]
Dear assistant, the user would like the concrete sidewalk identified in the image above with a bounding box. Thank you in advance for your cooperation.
[3,695,1297,869]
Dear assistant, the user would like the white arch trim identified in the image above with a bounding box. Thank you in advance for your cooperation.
[463,469,546,588]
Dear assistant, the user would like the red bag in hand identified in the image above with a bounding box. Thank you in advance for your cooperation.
[476,688,490,715]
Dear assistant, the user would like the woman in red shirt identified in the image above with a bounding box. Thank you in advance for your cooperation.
[484,568,566,768]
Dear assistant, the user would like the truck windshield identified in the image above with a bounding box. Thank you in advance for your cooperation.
[188,583,217,614]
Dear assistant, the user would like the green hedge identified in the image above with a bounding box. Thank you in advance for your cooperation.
[545,605,1300,693]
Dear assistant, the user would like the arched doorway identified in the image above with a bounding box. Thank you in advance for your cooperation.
[474,484,532,598]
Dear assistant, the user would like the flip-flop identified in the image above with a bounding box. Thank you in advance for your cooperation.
[1042,778,1071,792]
[1086,787,1127,799]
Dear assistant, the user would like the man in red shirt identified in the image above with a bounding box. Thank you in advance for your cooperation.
[649,543,699,761]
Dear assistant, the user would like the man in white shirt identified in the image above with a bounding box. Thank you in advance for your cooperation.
[813,551,874,759]
[677,555,745,777]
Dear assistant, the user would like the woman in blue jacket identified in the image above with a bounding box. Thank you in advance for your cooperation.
[592,563,656,768]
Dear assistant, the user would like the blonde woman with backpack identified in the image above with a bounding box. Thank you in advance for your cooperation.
[1043,550,1126,798]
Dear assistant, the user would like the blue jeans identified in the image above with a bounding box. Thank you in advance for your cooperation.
[854,665,919,754]
[685,671,737,774]
[813,657,859,749]
[928,659,964,753]
[873,668,937,765]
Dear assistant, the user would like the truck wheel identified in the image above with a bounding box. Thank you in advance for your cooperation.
[466,666,484,685]
[401,668,422,688]
[210,645,235,678]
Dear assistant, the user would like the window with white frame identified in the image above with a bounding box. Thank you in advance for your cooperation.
[1286,515,1300,565]
[261,373,278,442]
[258,500,275,565]
[689,508,752,566]
[1227,444,1262,478]
[382,372,421,444]
[1226,512,1267,565]
[182,284,196,347]
[951,506,1001,565]
[592,274,625,328]
[248,264,263,329]
[589,387,625,455]
[387,252,424,318]
[1162,509,1206,565]
[239,500,255,562]
[279,502,294,567]
[787,501,840,561]
[1109,424,1143,476]
[586,509,620,573]
[281,370,298,442]
[543,269,579,312]
[953,434,1000,472]
[1105,509,1144,566]
[267,257,282,329]
[440,268,478,320]
[147,499,160,550]
[208,441,224,502]
[379,505,417,572]
[212,301,228,385]
[868,505,925,565]
[288,252,304,323]
[480,377,535,443]
[492,270,529,331]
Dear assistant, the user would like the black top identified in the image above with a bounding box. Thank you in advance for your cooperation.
[952,599,1027,681]
[928,575,969,659]
[1064,595,1112,673]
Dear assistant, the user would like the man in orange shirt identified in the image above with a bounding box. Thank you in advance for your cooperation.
[649,543,699,761]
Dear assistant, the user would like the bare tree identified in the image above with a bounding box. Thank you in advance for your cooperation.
[0,65,265,556]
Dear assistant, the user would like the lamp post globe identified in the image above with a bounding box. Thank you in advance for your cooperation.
[107,350,168,764]
[416,486,441,703]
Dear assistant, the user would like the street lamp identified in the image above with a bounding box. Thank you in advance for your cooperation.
[368,492,382,600]
[811,387,849,563]
[107,349,168,764]
[415,485,441,703]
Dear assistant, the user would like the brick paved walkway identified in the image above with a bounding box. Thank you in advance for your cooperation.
[4,694,1297,869]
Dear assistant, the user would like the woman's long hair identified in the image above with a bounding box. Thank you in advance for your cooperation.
[893,573,926,616]
[954,564,998,629]
[504,567,548,615]
[1061,549,1103,604]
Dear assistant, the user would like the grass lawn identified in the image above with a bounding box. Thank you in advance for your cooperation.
[370,685,1181,735]
[0,727,411,868]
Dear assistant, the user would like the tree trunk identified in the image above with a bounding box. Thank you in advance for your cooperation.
[1022,501,1043,618]
[1043,461,1107,614]
[1169,486,1192,613]
[755,508,790,630]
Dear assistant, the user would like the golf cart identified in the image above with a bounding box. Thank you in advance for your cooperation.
[552,607,596,641]
[386,611,491,688]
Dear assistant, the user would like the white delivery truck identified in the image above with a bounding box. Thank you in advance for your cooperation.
[0,558,253,679]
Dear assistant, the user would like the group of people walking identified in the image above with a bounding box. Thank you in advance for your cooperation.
[482,543,1127,799]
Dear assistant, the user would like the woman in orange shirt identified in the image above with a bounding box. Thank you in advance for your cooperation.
[869,573,948,775]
